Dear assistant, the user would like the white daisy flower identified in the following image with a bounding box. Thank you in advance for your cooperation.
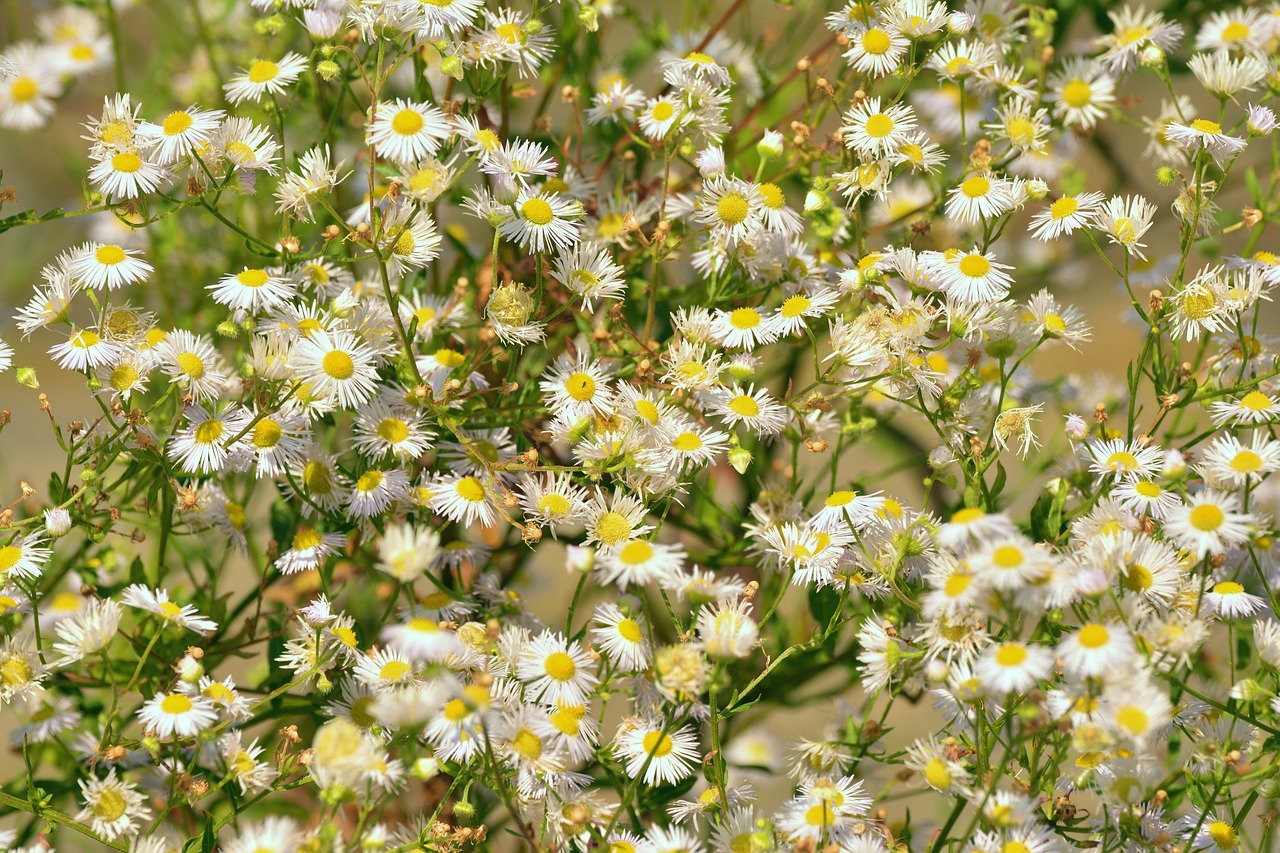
[67,241,152,290]
[223,52,309,105]
[136,690,219,738]
[366,98,451,165]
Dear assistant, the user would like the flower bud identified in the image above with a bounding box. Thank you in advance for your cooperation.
[412,757,441,781]
[729,444,752,474]
[1063,413,1087,441]
[44,508,71,537]
[316,60,341,82]
[1156,166,1178,186]
[756,129,784,160]
[440,55,465,81]
[1138,45,1164,67]
[565,545,594,574]
[15,367,38,389]
[577,6,599,32]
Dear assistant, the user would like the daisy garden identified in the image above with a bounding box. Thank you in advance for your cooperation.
[3,0,1280,851]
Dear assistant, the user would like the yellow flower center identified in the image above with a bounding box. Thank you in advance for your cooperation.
[194,419,224,444]
[672,432,703,452]
[651,101,674,121]
[1115,706,1148,734]
[160,694,193,715]
[1231,450,1263,473]
[379,660,410,681]
[377,418,410,444]
[1191,118,1222,134]
[544,651,576,681]
[924,757,952,789]
[642,731,674,757]
[961,176,989,198]
[758,182,784,209]
[1190,504,1225,531]
[455,476,486,502]
[958,254,991,277]
[1106,451,1139,471]
[292,527,324,550]
[248,60,279,83]
[1077,623,1109,649]
[95,244,126,265]
[110,364,139,391]
[1061,79,1093,109]
[538,494,571,516]
[565,372,596,401]
[0,657,32,687]
[617,619,643,642]
[322,350,355,380]
[992,545,1024,569]
[1050,197,1079,220]
[730,307,760,329]
[716,192,750,225]
[521,197,554,225]
[995,643,1027,667]
[512,728,542,759]
[864,113,895,138]
[1213,581,1244,595]
[861,28,891,54]
[730,395,760,417]
[162,111,193,136]
[10,77,37,102]
[237,269,269,288]
[1221,22,1250,43]
[595,511,631,545]
[91,788,128,821]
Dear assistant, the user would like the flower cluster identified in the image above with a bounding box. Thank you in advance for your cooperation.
[2,1,1280,853]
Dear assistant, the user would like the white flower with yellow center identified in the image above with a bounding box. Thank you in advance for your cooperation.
[975,641,1052,694]
[844,22,908,78]
[367,98,452,166]
[137,689,218,738]
[75,769,151,842]
[430,473,499,528]
[707,384,790,436]
[697,177,764,246]
[595,537,685,588]
[517,629,598,705]
[1028,191,1104,241]
[616,718,699,785]
[208,266,295,313]
[1048,57,1116,130]
[154,329,229,402]
[274,525,346,574]
[498,190,583,254]
[138,104,224,165]
[88,147,168,199]
[67,241,153,290]
[223,52,309,106]
[638,95,685,141]
[943,172,1016,225]
[354,647,419,691]
[842,97,917,158]
[925,246,1014,304]
[292,329,380,409]
[1163,489,1253,559]
[49,326,120,371]
[591,602,650,670]
[121,583,218,633]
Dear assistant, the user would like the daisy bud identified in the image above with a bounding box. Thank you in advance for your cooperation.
[525,19,544,36]
[696,146,726,178]
[304,8,342,39]
[577,6,599,32]
[565,545,595,574]
[1026,178,1049,200]
[1063,413,1088,441]
[402,757,439,787]
[697,601,759,659]
[1138,45,1164,67]
[492,171,519,204]
[1156,166,1177,186]
[804,188,830,212]
[1075,566,1109,597]
[928,445,956,469]
[729,444,752,474]
[439,55,465,81]
[1248,105,1277,135]
[1162,448,1187,477]
[1229,678,1265,702]
[947,11,974,34]
[44,508,71,537]
[256,15,287,36]
[15,367,38,389]
[453,800,476,820]
[316,60,340,82]
[216,320,240,338]
[177,654,203,684]
[756,130,784,160]
[925,659,949,683]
